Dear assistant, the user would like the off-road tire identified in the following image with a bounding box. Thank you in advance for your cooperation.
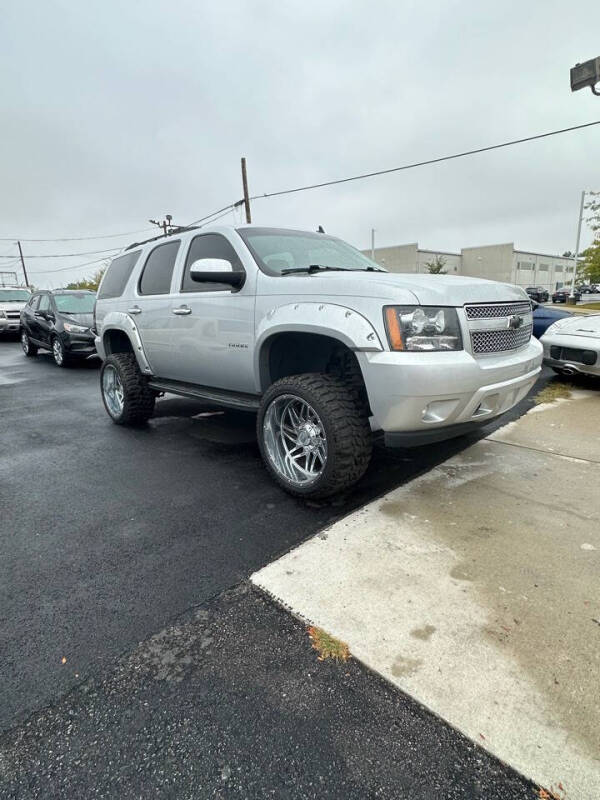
[257,373,372,499]
[21,330,38,357]
[100,353,155,425]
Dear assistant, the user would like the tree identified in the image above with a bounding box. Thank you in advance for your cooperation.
[580,240,600,285]
[65,266,106,291]
[424,255,447,274]
[585,191,600,234]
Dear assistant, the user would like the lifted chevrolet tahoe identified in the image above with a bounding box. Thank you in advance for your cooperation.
[94,226,542,497]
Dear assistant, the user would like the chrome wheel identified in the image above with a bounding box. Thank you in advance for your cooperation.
[52,338,64,365]
[262,394,327,487]
[102,364,125,418]
[21,331,29,354]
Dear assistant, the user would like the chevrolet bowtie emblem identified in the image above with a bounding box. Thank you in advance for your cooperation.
[508,314,524,330]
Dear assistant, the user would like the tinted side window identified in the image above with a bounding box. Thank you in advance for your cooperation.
[38,295,51,312]
[182,234,243,293]
[139,241,180,296]
[97,251,141,299]
[29,295,41,311]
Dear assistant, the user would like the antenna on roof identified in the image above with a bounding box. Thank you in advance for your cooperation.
[149,214,180,237]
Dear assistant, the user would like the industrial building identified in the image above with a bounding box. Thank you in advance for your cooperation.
[364,242,576,292]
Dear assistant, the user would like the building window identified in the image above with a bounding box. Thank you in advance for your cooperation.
[565,266,574,273]
[538,263,549,272]
[517,261,534,271]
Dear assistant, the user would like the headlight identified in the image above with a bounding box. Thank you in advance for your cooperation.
[63,322,88,333]
[384,306,463,352]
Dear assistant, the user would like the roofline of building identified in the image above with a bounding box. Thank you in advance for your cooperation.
[513,249,577,261]
[372,241,579,262]
[418,249,461,257]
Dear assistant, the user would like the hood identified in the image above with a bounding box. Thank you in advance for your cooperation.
[544,313,600,339]
[61,312,95,329]
[259,271,528,306]
[0,300,28,312]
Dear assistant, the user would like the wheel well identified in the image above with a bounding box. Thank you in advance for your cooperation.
[103,328,134,356]
[259,332,370,413]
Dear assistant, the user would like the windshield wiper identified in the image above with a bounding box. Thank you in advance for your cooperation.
[281,265,353,276]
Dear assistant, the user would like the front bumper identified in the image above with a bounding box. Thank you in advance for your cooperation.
[61,332,97,356]
[358,338,543,445]
[541,334,600,377]
[0,317,21,333]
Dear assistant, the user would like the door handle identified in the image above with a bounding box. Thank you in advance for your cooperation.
[172,305,192,315]
[127,306,142,315]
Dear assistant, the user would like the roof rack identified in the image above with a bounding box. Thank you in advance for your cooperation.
[124,225,199,252]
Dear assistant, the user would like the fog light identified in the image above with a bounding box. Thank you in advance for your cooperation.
[422,399,459,423]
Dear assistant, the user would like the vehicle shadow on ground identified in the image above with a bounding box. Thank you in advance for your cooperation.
[149,366,557,515]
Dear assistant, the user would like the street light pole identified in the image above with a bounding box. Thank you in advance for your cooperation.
[569,190,586,301]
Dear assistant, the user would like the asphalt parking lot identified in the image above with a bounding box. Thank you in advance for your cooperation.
[0,337,552,796]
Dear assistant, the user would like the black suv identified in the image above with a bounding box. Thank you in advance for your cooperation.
[525,286,549,303]
[20,290,97,367]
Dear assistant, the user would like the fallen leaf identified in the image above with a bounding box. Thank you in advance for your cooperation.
[61,657,67,664]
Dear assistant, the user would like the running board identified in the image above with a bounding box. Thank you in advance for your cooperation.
[147,378,261,412]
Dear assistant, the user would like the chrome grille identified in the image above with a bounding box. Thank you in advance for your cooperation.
[465,302,531,319]
[5,311,20,319]
[471,325,532,353]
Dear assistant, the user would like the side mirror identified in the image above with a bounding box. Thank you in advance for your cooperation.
[530,300,539,310]
[189,259,245,289]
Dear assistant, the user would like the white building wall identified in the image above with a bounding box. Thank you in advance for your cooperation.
[513,251,576,291]
[363,241,577,289]
[368,243,419,273]
[461,243,514,283]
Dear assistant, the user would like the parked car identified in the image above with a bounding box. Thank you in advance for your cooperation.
[526,286,549,303]
[94,225,542,498]
[552,288,581,303]
[0,287,31,337]
[578,284,597,294]
[20,289,97,366]
[530,300,571,339]
[542,314,600,377]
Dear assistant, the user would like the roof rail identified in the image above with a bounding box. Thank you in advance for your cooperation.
[124,225,199,252]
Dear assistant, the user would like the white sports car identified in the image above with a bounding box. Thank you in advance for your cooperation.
[541,314,600,377]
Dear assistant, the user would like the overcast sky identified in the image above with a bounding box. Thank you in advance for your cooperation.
[1,0,599,287]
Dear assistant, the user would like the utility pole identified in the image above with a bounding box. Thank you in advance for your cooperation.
[241,157,251,224]
[569,190,586,303]
[370,228,375,261]
[17,241,30,287]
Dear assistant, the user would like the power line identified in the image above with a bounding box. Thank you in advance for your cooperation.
[29,255,115,275]
[198,207,238,227]
[0,228,155,243]
[250,119,600,201]
[186,201,243,228]
[0,246,122,259]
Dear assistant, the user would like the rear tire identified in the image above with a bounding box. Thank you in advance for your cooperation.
[21,330,38,357]
[100,353,155,425]
[257,373,372,499]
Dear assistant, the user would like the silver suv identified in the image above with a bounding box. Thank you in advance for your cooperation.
[95,225,542,497]
[0,287,31,336]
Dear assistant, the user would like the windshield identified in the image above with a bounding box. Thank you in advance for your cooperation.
[237,228,384,275]
[54,292,96,313]
[0,290,30,302]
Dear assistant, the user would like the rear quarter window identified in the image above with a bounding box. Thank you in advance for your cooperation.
[97,251,141,299]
